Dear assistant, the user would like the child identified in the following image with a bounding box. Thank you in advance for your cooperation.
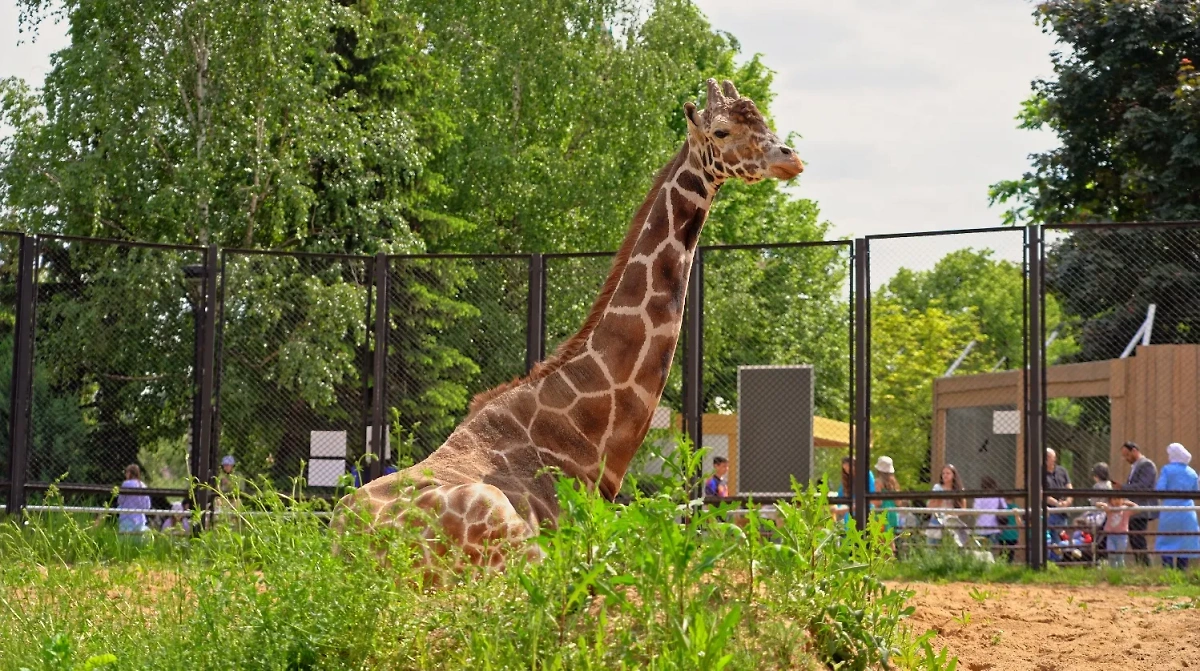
[1097,495,1136,567]
[704,456,730,498]
[117,464,152,534]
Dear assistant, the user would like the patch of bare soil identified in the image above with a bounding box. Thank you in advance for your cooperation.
[896,581,1200,671]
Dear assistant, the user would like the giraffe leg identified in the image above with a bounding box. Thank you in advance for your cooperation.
[333,479,543,584]
[421,482,543,573]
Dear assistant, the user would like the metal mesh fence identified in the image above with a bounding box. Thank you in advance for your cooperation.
[215,251,371,492]
[544,253,613,355]
[1043,223,1200,564]
[0,233,22,503]
[387,255,529,465]
[28,238,204,493]
[867,229,1028,555]
[701,243,853,497]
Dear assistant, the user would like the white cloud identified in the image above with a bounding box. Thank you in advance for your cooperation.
[693,0,1061,248]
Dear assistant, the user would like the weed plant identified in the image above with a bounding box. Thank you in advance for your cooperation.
[0,436,953,670]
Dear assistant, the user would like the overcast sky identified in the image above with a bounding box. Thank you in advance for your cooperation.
[2,0,1060,269]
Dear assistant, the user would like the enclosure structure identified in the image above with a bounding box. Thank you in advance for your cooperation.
[932,344,1200,488]
[674,412,852,496]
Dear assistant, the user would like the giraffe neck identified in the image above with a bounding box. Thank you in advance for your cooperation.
[537,138,721,499]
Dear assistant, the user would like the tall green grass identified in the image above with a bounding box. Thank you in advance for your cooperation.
[0,438,955,670]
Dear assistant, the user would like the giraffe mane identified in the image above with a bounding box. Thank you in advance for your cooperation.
[465,142,690,418]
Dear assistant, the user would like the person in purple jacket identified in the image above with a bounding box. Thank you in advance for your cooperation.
[117,464,152,534]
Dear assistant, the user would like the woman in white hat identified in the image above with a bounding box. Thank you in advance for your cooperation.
[874,456,905,541]
[1154,443,1200,570]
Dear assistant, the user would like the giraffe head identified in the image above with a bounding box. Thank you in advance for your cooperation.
[683,79,804,184]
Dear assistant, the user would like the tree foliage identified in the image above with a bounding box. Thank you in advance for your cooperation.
[0,0,847,484]
[990,0,1200,368]
[871,249,1078,487]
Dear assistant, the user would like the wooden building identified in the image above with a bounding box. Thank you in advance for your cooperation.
[931,344,1200,488]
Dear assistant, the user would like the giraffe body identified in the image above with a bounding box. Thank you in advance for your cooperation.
[336,79,804,573]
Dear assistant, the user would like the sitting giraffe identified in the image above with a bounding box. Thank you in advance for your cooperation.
[335,79,804,572]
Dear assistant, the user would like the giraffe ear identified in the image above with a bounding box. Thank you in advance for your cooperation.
[684,102,700,128]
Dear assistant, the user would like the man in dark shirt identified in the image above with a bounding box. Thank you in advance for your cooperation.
[1121,441,1158,566]
[1044,448,1073,534]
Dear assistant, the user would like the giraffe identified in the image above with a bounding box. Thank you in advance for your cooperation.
[334,79,804,574]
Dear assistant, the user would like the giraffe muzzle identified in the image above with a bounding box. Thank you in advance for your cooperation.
[769,146,805,180]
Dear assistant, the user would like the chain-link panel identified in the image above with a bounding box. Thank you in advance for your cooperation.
[387,256,529,465]
[28,238,204,492]
[543,254,612,355]
[702,243,852,497]
[868,229,1027,554]
[1044,223,1200,564]
[216,251,370,492]
[0,233,22,501]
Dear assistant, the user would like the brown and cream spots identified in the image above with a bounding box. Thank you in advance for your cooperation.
[333,78,804,576]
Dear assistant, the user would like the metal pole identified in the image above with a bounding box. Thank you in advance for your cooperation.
[852,238,870,530]
[1025,226,1045,569]
[194,246,219,514]
[526,253,546,372]
[6,236,37,516]
[369,253,388,482]
[683,250,704,452]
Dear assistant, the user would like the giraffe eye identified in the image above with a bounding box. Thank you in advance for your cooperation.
[712,130,730,139]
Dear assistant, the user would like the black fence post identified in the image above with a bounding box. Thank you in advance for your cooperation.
[195,245,219,513]
[369,252,389,482]
[852,238,870,530]
[1025,225,1045,569]
[683,250,704,456]
[6,235,36,516]
[526,252,546,372]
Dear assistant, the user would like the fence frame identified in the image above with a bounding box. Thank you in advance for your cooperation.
[3,223,1200,572]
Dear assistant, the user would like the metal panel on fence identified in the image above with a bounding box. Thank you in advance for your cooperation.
[736,365,814,495]
[701,243,853,496]
[0,233,24,508]
[387,255,530,464]
[26,237,205,503]
[216,250,371,491]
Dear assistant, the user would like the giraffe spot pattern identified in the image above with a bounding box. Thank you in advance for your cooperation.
[530,413,598,469]
[676,170,707,198]
[610,260,648,307]
[559,356,609,393]
[590,312,646,384]
[537,372,576,409]
[651,245,683,294]
[570,394,612,445]
[634,335,676,393]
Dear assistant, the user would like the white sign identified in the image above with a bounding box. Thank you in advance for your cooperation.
[310,431,347,458]
[308,459,345,487]
[366,425,391,460]
[993,410,1020,435]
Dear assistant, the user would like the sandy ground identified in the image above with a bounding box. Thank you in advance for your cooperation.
[897,581,1200,671]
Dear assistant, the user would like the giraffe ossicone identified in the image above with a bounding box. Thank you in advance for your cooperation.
[334,78,804,575]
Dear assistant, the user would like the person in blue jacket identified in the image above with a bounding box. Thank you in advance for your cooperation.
[1154,442,1200,570]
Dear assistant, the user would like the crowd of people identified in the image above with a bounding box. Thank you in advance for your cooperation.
[111,455,245,535]
[700,440,1200,568]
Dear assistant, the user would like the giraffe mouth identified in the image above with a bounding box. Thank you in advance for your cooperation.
[769,157,805,180]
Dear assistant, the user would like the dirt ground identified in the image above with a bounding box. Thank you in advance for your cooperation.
[897,581,1200,671]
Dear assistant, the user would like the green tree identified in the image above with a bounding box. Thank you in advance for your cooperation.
[1,0,465,485]
[879,248,1077,370]
[869,298,984,488]
[989,0,1200,365]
